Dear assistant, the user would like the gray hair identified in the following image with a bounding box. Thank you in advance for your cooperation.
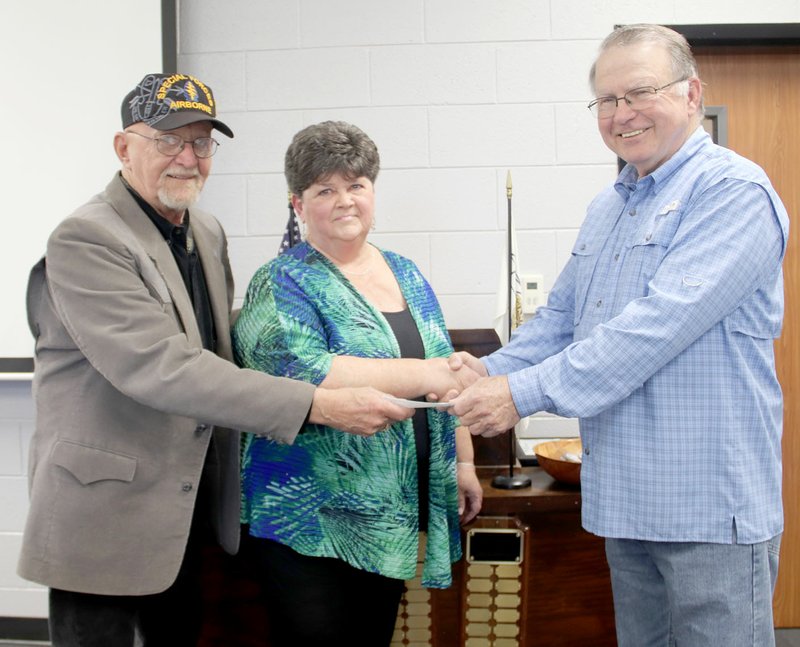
[589,24,703,115]
[284,121,380,196]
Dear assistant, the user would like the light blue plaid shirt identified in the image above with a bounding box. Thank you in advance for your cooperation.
[485,128,789,543]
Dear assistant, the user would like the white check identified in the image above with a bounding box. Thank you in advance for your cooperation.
[384,396,452,409]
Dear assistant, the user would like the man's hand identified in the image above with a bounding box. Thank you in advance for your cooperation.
[427,352,487,403]
[309,387,413,436]
[426,356,482,402]
[447,351,489,378]
[450,360,483,392]
[449,376,520,437]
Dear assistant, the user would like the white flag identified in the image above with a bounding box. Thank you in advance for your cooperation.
[493,220,523,345]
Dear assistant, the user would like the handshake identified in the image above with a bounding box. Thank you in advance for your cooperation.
[310,351,519,439]
[430,352,520,439]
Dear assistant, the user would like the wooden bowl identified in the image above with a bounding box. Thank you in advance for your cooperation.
[534,438,582,486]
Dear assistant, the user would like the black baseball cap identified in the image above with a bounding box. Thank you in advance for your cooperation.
[121,73,234,138]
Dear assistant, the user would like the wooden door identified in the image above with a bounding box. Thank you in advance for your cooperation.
[694,44,800,627]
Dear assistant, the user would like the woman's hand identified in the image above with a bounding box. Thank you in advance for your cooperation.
[455,425,482,524]
[457,461,483,525]
[425,356,483,403]
[447,351,489,378]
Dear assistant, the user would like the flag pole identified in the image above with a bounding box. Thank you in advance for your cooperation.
[492,170,532,490]
[507,171,513,344]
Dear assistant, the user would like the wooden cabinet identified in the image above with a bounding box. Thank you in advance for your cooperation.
[414,467,616,646]
[468,467,617,646]
[198,466,617,646]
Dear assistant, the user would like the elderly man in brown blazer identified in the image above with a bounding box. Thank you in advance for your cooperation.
[18,73,412,647]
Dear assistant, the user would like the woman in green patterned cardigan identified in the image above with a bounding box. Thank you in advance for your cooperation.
[233,121,482,646]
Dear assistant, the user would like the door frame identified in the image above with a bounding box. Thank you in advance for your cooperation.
[670,22,800,45]
[630,20,800,627]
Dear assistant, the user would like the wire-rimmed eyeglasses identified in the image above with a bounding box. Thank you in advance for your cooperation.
[587,77,689,119]
[127,131,219,158]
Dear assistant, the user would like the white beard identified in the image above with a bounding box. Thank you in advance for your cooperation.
[158,175,204,211]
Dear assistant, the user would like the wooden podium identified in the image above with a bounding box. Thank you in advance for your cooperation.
[198,330,617,646]
[446,467,616,646]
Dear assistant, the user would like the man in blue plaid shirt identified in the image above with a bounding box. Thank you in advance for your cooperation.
[449,24,789,647]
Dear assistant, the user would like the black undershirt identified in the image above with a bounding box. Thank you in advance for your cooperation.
[382,309,430,532]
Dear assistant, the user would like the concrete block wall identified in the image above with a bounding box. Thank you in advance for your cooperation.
[2,0,798,621]
[0,380,42,618]
[177,0,800,328]
[178,0,625,328]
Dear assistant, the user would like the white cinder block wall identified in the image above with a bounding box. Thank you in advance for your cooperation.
[2,0,798,621]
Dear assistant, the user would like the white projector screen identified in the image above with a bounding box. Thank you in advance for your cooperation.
[0,1,165,370]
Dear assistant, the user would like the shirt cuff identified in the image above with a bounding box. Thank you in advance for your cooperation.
[482,354,502,376]
[506,365,548,419]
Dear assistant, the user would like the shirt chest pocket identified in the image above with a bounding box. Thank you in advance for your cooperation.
[624,208,683,288]
[570,235,599,325]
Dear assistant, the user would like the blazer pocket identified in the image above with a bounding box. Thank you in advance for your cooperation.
[51,440,137,485]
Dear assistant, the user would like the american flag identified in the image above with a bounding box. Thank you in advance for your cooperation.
[278,194,302,255]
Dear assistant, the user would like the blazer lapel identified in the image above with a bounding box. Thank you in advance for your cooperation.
[191,215,233,361]
[105,176,203,348]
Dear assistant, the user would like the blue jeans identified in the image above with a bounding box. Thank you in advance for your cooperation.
[605,535,781,647]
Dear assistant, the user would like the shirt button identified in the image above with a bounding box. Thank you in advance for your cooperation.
[596,300,603,307]
[614,253,620,261]
[584,447,590,456]
[645,233,652,241]
[195,424,208,433]
[580,244,587,251]
[182,482,193,492]
[629,208,637,216]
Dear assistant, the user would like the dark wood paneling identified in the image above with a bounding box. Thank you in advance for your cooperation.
[449,328,512,467]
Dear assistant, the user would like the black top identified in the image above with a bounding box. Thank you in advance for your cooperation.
[383,308,430,532]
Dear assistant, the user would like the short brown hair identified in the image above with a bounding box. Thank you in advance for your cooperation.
[284,121,380,196]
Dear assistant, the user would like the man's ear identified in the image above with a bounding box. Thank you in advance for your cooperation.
[113,132,130,167]
[687,76,703,116]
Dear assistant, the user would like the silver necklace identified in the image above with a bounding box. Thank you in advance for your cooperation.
[339,264,373,277]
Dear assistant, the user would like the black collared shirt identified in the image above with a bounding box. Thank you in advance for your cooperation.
[121,176,217,352]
